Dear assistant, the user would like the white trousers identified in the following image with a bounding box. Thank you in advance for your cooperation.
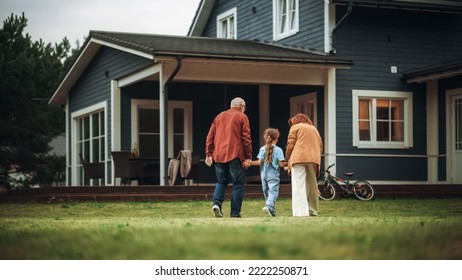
[291,163,319,217]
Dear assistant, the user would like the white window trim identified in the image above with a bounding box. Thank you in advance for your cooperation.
[217,7,237,39]
[273,0,299,41]
[131,99,193,158]
[70,101,108,186]
[352,90,413,149]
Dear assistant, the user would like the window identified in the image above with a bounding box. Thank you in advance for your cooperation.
[131,100,192,158]
[353,90,413,149]
[72,103,106,186]
[217,8,237,39]
[273,0,299,41]
[138,107,159,157]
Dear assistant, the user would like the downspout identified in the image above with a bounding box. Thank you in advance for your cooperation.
[160,55,183,185]
[330,0,353,53]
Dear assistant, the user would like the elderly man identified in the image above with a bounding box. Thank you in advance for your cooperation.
[205,97,252,218]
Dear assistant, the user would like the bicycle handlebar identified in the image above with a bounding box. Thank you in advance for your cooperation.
[326,163,335,171]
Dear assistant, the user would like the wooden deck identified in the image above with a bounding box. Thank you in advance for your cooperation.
[1,184,461,202]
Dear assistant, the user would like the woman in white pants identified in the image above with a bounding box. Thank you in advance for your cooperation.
[285,113,323,217]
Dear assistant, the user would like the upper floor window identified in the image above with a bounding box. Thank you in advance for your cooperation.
[352,90,413,149]
[273,0,299,41]
[217,8,237,39]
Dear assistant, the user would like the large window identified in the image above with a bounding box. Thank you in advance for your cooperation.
[73,104,106,186]
[273,0,299,41]
[217,8,237,39]
[131,100,192,158]
[353,90,413,149]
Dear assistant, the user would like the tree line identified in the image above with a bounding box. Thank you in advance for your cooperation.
[0,13,80,189]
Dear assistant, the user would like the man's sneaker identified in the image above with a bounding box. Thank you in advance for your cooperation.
[262,206,276,217]
[230,214,242,218]
[212,204,223,218]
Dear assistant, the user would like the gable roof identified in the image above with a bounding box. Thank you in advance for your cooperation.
[50,31,352,105]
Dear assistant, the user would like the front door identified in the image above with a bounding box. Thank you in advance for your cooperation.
[290,92,317,125]
[451,94,462,183]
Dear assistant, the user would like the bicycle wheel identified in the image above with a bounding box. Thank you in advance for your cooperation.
[317,179,336,200]
[353,180,375,201]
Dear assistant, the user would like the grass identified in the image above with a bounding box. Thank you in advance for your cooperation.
[0,197,461,260]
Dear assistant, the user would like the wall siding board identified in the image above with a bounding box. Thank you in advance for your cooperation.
[201,0,325,50]
[334,5,462,169]
[68,47,152,181]
[335,156,427,181]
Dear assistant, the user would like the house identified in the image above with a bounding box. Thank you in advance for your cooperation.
[49,0,462,186]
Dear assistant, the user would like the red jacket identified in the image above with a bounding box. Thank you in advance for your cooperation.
[205,107,252,163]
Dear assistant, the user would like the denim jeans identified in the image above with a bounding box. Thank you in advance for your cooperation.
[261,163,280,214]
[212,158,246,217]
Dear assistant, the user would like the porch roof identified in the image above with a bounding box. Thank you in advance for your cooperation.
[402,58,462,83]
[49,31,352,105]
[332,0,462,13]
[90,31,351,65]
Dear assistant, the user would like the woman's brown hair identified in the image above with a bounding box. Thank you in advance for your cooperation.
[288,113,313,127]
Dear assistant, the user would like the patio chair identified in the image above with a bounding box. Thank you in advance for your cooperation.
[111,151,144,185]
[168,151,200,186]
[79,153,105,183]
[180,154,200,185]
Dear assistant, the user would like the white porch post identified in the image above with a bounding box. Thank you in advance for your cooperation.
[159,69,168,186]
[324,68,337,174]
[427,80,439,183]
[111,80,121,185]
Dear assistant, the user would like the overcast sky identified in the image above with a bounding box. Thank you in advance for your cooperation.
[0,0,202,45]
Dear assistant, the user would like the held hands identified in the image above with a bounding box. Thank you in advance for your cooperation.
[242,159,252,169]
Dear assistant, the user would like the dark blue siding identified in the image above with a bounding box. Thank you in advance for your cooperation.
[333,6,462,181]
[335,156,427,181]
[202,0,325,50]
[68,47,152,180]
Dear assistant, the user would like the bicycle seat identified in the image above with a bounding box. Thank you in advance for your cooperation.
[344,172,354,177]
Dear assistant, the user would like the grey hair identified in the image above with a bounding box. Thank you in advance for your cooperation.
[230,97,246,108]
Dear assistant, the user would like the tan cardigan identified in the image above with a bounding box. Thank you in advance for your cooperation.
[285,123,323,176]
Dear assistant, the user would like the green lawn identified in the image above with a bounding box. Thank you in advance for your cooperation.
[0,198,461,259]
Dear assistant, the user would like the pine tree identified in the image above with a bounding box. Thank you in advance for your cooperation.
[0,13,75,188]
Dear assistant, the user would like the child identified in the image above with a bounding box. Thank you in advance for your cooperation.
[244,128,287,216]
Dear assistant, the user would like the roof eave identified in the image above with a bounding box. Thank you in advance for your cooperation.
[49,40,100,105]
[187,0,216,36]
[49,36,155,105]
[332,0,462,14]
[154,51,352,67]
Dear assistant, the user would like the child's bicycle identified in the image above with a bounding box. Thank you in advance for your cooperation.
[317,163,375,201]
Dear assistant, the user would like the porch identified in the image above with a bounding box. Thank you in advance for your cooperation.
[1,184,461,203]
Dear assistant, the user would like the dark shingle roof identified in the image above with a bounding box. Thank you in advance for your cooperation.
[403,59,462,82]
[90,31,352,66]
[332,0,462,13]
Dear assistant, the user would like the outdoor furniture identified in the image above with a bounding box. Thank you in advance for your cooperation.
[168,151,200,185]
[180,154,200,185]
[112,151,162,185]
[111,151,144,185]
[79,153,105,183]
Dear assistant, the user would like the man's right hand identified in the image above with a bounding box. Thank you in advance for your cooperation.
[205,156,213,167]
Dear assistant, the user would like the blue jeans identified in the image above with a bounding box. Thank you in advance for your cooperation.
[212,158,246,217]
[261,164,280,214]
